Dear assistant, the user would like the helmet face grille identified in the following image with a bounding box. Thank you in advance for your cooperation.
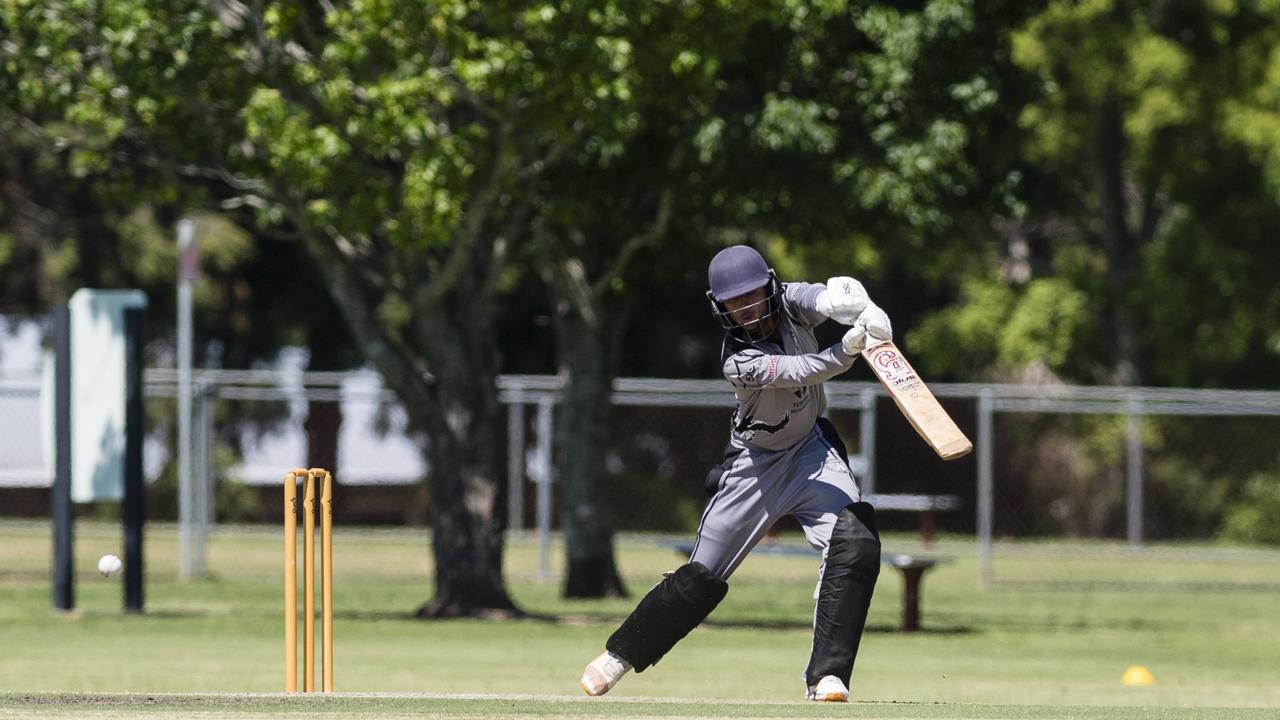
[707,275,782,342]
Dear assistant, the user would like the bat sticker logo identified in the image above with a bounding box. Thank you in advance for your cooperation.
[867,345,920,391]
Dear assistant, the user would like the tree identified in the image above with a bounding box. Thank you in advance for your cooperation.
[0,1,771,614]
[530,0,1034,597]
[914,0,1280,387]
[722,0,1028,296]
[522,2,781,598]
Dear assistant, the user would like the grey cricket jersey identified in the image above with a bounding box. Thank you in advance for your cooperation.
[721,282,858,452]
[690,282,865,580]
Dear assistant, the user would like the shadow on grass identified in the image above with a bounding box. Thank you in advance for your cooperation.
[698,618,974,635]
[964,615,1169,633]
[501,610,975,635]
[335,608,560,622]
[48,609,211,620]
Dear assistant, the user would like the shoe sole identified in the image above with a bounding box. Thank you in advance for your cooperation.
[809,692,848,702]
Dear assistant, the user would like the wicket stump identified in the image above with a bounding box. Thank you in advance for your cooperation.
[284,468,334,692]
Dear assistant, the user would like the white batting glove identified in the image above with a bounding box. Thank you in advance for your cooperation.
[861,301,892,343]
[841,323,871,355]
[840,302,893,354]
[814,276,868,324]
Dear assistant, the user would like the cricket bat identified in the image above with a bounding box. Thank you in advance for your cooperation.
[861,340,972,460]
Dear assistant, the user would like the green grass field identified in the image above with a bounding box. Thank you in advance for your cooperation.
[1,519,1277,719]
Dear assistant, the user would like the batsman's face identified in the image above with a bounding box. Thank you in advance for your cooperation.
[724,286,774,336]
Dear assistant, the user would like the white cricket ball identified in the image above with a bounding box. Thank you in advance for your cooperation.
[98,554,123,578]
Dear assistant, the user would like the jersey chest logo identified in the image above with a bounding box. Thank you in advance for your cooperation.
[792,386,809,408]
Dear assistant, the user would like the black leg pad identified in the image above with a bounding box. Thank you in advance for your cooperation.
[806,502,881,687]
[606,561,728,671]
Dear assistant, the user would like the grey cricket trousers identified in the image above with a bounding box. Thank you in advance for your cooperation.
[689,418,862,579]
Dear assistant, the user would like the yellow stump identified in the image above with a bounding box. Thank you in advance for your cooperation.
[303,471,316,692]
[319,468,334,692]
[285,468,335,693]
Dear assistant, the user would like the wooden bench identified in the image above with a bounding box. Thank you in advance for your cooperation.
[661,541,950,632]
[862,493,961,547]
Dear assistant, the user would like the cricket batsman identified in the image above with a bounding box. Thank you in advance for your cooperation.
[581,244,890,701]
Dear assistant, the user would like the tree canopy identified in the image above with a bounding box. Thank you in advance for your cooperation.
[4,0,1278,613]
[909,0,1280,387]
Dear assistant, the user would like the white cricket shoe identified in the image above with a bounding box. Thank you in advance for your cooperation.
[805,675,849,702]
[580,650,632,696]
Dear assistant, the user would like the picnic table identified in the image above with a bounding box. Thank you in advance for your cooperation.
[862,493,961,547]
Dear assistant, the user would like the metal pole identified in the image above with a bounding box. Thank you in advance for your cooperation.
[51,306,74,612]
[177,218,196,579]
[507,388,525,531]
[192,380,212,578]
[535,398,553,581]
[859,387,877,495]
[977,387,994,588]
[123,307,146,613]
[1126,399,1144,548]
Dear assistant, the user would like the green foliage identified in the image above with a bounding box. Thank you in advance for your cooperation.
[995,412,1132,538]
[909,274,1090,379]
[1221,2,1280,197]
[1138,207,1280,386]
[908,275,1011,377]
[7,2,1280,608]
[689,0,1025,330]
[4,0,1025,372]
[1133,415,1280,542]
[998,278,1089,370]
[755,95,838,154]
[904,0,1280,386]
[1221,470,1280,546]
[1144,455,1236,541]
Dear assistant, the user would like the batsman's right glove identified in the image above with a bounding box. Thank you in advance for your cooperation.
[814,276,869,325]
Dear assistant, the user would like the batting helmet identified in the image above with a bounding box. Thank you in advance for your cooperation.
[706,245,782,341]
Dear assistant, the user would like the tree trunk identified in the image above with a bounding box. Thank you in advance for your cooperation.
[552,300,627,599]
[303,329,346,477]
[1094,96,1143,385]
[296,232,518,618]
[302,401,341,474]
[414,284,518,617]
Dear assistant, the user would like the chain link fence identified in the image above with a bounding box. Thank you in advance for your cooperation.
[2,368,1278,587]
[975,387,1280,588]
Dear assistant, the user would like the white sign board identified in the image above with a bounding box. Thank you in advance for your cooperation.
[68,289,147,502]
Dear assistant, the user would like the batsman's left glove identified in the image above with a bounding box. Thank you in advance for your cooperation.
[840,302,893,354]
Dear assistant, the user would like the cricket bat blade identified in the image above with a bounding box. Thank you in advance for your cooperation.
[861,340,972,460]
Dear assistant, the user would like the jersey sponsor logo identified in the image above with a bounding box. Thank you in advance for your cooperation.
[791,385,809,411]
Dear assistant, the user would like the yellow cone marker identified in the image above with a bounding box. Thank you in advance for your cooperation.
[1122,665,1156,686]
